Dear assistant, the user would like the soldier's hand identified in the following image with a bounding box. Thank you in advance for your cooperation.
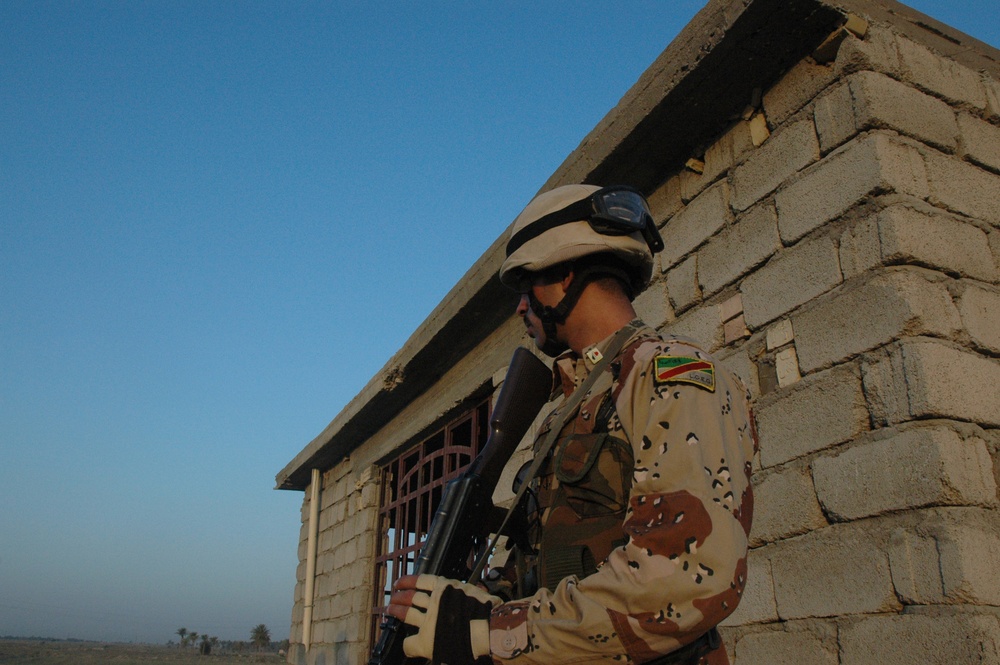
[388,574,499,664]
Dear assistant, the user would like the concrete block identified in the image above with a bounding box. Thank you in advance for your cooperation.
[360,480,379,509]
[766,319,794,350]
[757,356,779,396]
[339,610,364,643]
[748,113,769,147]
[331,457,353,483]
[958,113,1000,174]
[770,522,900,619]
[813,426,998,521]
[659,179,731,270]
[699,201,781,296]
[355,465,373,487]
[703,120,754,185]
[350,492,364,518]
[679,166,710,204]
[731,119,819,212]
[839,612,1000,665]
[838,212,880,279]
[924,150,1000,227]
[648,175,684,225]
[819,66,961,154]
[931,508,1000,605]
[755,364,868,468]
[356,531,376,560]
[332,543,348,571]
[734,627,837,665]
[985,76,1000,122]
[860,345,910,426]
[724,313,750,344]
[329,499,345,525]
[902,339,1000,426]
[662,302,723,352]
[775,133,929,245]
[958,282,1000,353]
[342,538,359,567]
[876,203,997,282]
[896,35,989,110]
[720,293,744,323]
[331,472,349,503]
[833,25,902,79]
[843,15,869,40]
[887,506,1000,607]
[724,549,778,626]
[717,345,760,399]
[319,585,338,615]
[866,340,1000,427]
[318,527,334,553]
[318,507,333,533]
[634,276,673,330]
[351,583,373,614]
[986,428,1000,498]
[750,465,826,546]
[763,58,837,127]
[851,71,959,152]
[888,527,948,604]
[991,229,1000,277]
[311,488,330,516]
[666,254,700,312]
[814,81,856,153]
[741,235,842,329]
[793,268,962,374]
[775,347,801,387]
[318,550,335,577]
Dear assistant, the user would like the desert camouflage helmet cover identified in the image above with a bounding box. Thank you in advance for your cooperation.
[499,184,655,294]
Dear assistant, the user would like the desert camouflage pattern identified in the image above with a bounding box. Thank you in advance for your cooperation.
[489,321,757,664]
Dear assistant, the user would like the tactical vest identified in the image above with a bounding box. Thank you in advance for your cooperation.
[523,343,642,593]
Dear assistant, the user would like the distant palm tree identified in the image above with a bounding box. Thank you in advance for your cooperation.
[189,631,199,649]
[251,624,271,651]
[176,627,188,648]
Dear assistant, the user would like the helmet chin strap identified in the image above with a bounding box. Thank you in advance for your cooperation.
[528,264,632,358]
[528,289,570,357]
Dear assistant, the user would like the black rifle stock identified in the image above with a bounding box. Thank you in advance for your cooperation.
[368,347,551,665]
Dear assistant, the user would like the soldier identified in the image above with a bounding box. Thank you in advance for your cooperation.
[388,184,758,665]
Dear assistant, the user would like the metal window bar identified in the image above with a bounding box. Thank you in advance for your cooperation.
[371,400,489,642]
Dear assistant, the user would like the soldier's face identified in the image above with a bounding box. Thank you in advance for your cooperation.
[516,292,546,347]
[515,280,564,350]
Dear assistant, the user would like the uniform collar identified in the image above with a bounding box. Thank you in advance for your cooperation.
[551,318,648,397]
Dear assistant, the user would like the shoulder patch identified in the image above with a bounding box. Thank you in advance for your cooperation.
[654,355,716,392]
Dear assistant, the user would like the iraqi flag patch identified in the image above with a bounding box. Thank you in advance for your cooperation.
[654,355,716,392]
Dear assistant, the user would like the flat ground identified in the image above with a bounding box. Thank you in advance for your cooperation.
[0,641,285,665]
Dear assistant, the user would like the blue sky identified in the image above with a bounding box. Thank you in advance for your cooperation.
[2,0,997,646]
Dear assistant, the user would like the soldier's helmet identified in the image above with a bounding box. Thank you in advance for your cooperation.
[499,184,662,298]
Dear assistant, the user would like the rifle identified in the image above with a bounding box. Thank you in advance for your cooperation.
[368,347,552,665]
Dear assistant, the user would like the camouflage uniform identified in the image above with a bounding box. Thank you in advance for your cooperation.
[488,320,757,665]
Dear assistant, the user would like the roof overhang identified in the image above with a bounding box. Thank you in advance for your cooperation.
[276,0,998,491]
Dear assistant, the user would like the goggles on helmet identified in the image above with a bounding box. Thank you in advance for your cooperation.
[505,185,665,258]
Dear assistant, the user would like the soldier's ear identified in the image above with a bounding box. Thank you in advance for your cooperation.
[559,268,575,292]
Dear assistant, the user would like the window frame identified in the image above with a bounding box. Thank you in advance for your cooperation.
[370,398,490,642]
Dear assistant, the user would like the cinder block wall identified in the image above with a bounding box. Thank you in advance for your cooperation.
[286,12,1000,665]
[287,458,381,665]
[634,19,1000,663]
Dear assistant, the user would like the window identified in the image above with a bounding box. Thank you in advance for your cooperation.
[371,399,490,642]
